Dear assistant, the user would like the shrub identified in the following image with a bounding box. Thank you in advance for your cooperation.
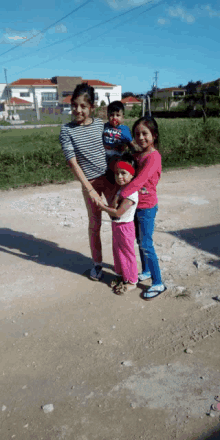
[129,104,142,118]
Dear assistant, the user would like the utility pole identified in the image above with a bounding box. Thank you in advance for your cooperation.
[142,96,146,116]
[4,68,10,119]
[4,68,9,102]
[153,71,159,97]
[32,87,40,121]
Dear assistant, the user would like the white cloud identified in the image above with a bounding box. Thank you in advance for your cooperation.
[157,17,169,25]
[55,23,67,33]
[204,4,220,18]
[168,6,195,24]
[48,23,68,35]
[104,0,157,10]
[8,35,27,40]
[0,28,44,46]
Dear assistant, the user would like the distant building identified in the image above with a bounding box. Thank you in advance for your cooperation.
[152,87,186,110]
[196,79,220,95]
[121,96,142,110]
[7,97,33,110]
[9,77,122,109]
[153,87,186,99]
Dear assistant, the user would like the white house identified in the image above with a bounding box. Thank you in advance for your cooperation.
[9,77,122,110]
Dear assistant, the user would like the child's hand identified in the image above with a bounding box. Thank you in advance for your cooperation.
[89,189,102,205]
[96,199,106,210]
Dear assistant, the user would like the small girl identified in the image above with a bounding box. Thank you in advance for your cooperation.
[97,153,139,294]
[59,83,114,281]
[119,116,166,300]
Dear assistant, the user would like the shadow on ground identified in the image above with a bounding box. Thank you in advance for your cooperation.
[197,424,220,440]
[0,228,114,280]
[169,224,220,269]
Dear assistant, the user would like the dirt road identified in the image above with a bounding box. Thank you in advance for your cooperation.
[0,165,220,440]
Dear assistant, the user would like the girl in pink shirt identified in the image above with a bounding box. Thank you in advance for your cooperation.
[120,116,166,300]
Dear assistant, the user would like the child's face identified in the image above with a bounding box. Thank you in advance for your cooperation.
[72,94,93,125]
[115,167,133,186]
[108,110,124,128]
[134,123,154,151]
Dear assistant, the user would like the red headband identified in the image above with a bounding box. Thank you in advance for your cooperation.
[115,161,135,176]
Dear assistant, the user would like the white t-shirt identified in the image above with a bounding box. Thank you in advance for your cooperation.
[113,190,138,223]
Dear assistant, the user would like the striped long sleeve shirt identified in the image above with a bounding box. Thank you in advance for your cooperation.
[59,118,107,180]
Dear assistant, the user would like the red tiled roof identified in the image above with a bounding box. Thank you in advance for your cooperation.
[10,78,116,88]
[121,96,141,103]
[8,97,32,105]
[10,78,54,86]
[82,79,115,87]
[157,87,186,92]
[63,95,71,104]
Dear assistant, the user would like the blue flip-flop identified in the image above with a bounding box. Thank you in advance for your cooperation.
[142,284,167,301]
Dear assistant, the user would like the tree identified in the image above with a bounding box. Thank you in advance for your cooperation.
[185,80,202,95]
[147,86,157,98]
[122,92,135,99]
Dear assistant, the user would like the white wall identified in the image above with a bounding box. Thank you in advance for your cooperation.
[10,86,58,108]
[34,87,58,107]
[10,84,122,107]
[11,87,34,104]
[95,85,122,106]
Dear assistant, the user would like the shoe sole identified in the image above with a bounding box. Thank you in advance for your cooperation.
[142,286,167,301]
[90,274,102,281]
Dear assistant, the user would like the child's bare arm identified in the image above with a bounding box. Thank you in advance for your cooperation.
[112,194,120,209]
[97,198,134,218]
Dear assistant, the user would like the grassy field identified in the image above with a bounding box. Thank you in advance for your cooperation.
[0,118,220,189]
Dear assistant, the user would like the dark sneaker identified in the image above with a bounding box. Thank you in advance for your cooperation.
[90,265,102,281]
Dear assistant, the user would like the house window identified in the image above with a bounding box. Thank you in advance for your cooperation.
[41,92,58,101]
[41,101,59,108]
[94,93,98,101]
[62,91,72,97]
[20,92,30,97]
[173,91,184,97]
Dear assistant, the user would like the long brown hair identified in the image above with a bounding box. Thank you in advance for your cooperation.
[132,116,160,151]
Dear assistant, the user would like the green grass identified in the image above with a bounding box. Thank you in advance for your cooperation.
[0,126,61,153]
[0,128,72,189]
[0,118,220,189]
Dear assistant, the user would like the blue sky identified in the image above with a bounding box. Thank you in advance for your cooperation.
[0,0,219,93]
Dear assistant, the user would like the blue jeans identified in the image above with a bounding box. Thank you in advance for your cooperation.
[135,204,162,285]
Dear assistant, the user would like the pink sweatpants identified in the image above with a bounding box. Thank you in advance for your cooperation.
[82,175,117,263]
[112,221,138,284]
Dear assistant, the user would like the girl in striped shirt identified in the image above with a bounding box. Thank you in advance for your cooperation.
[60,83,113,281]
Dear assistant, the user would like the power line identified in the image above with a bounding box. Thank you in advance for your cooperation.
[2,0,155,68]
[12,0,163,79]
[0,0,92,58]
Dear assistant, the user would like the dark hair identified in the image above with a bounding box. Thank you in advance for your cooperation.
[107,100,124,116]
[71,83,95,106]
[132,116,160,150]
[115,152,138,174]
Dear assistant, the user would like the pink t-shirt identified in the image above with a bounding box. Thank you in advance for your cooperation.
[120,150,161,209]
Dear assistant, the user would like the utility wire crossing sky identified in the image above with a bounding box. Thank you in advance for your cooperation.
[0,0,220,93]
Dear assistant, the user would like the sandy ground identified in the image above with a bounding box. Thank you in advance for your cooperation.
[0,165,220,440]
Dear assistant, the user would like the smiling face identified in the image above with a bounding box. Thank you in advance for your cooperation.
[108,109,124,128]
[115,166,133,186]
[71,94,93,125]
[134,123,155,152]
